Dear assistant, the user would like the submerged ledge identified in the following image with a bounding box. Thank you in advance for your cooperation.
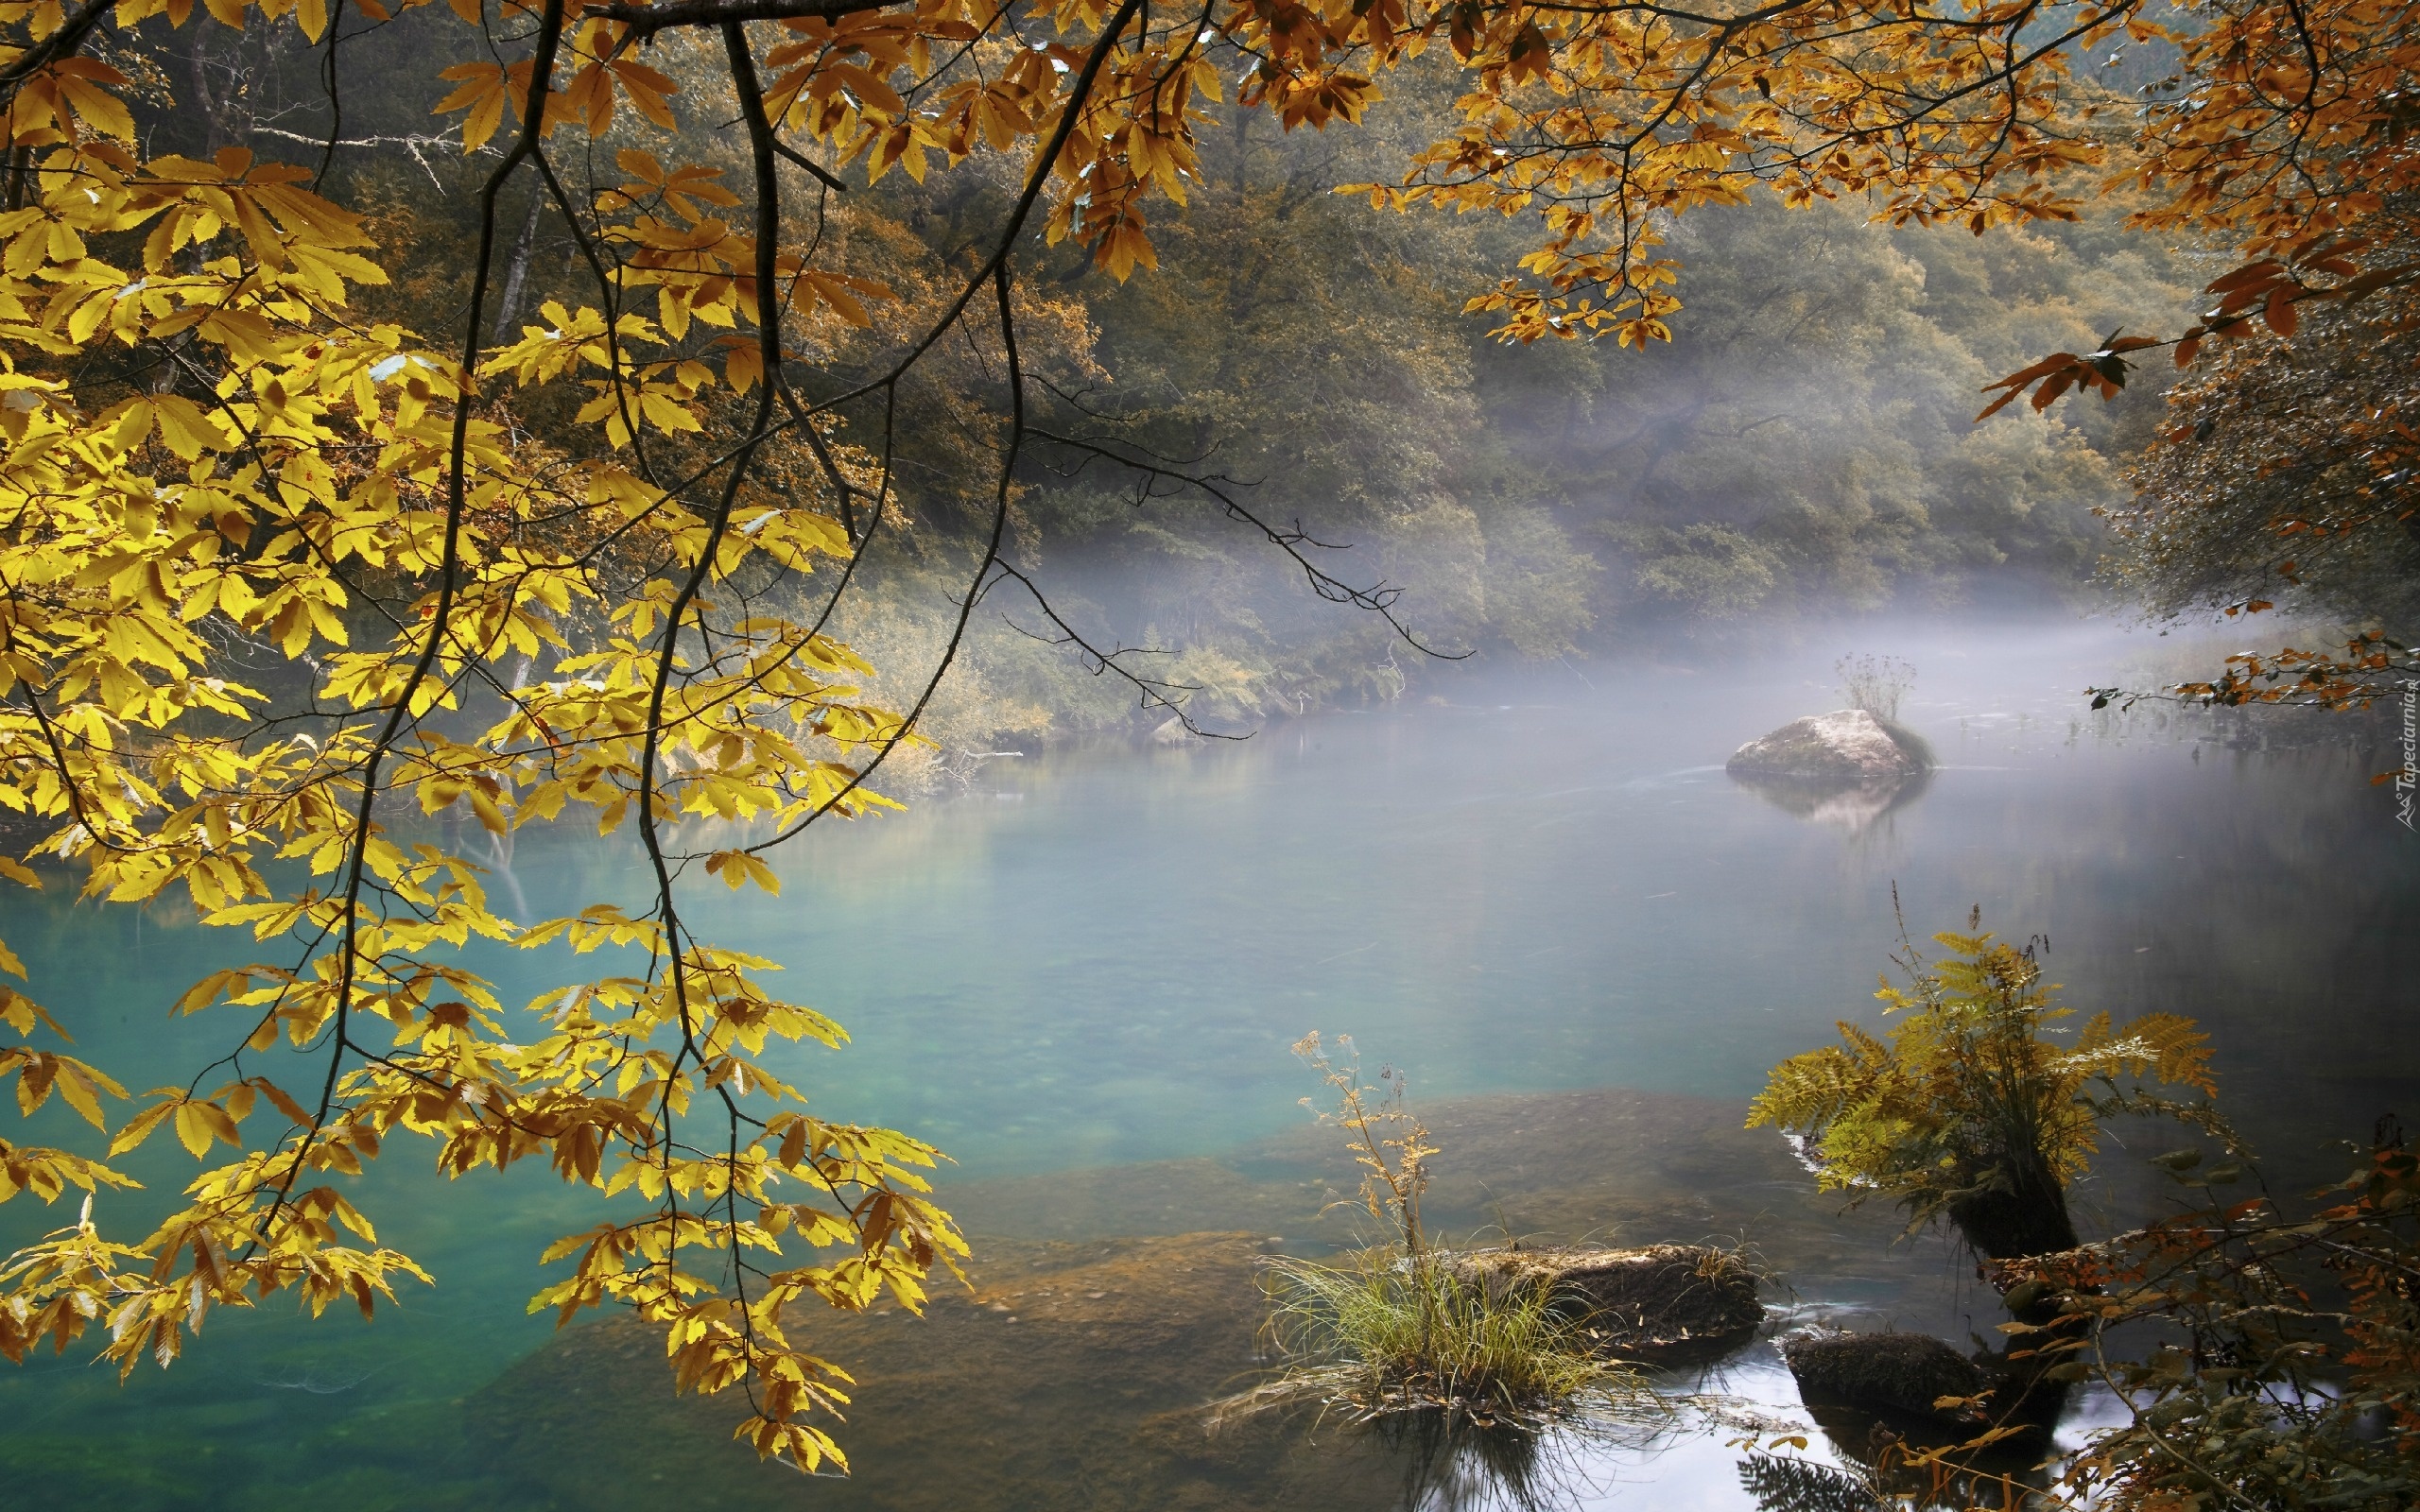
[463,1086,1972,1511]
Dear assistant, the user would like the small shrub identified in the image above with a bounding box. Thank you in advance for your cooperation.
[1749,906,2227,1260]
[1837,654,1915,723]
[1218,1036,1655,1432]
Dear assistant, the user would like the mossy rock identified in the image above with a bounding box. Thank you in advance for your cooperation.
[1448,1244,1764,1358]
[1778,1329,1986,1424]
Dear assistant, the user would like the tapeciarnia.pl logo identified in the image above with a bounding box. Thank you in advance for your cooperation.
[2398,681,2416,831]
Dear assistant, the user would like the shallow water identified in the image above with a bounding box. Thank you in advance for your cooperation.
[0,616,2411,1509]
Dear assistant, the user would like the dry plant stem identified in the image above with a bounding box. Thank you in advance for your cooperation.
[1294,1033,1432,1257]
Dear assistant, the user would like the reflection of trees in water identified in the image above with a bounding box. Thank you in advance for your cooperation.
[1355,1392,2063,1511]
[1736,1398,2067,1512]
[1369,1403,1696,1512]
[1739,1452,1890,1512]
[1374,1413,1586,1512]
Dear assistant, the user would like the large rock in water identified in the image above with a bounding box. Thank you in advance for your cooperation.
[1448,1244,1764,1358]
[1779,1329,1987,1423]
[1727,709,1927,783]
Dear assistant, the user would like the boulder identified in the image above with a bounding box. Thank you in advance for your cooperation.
[1448,1244,1764,1357]
[1726,709,1927,783]
[1778,1329,1986,1423]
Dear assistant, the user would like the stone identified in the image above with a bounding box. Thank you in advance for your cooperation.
[1778,1328,1987,1423]
[1448,1244,1764,1357]
[1725,709,1927,783]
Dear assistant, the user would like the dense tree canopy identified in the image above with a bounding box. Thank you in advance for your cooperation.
[0,0,2408,1474]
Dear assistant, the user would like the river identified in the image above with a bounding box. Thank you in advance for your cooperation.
[0,614,2411,1510]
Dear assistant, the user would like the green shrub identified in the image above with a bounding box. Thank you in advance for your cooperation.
[1748,910,2223,1260]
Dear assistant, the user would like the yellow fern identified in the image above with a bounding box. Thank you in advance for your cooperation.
[1749,922,2226,1255]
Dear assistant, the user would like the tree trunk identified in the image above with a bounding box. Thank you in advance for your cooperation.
[1947,1161,2080,1262]
[491,190,546,344]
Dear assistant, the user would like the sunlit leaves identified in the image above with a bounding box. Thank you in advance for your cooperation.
[3,1048,126,1128]
[0,0,959,1467]
[433,61,523,153]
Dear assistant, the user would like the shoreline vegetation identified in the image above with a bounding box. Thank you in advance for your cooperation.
[866,623,2394,799]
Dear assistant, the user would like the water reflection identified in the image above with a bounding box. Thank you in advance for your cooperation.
[1737,1452,1893,1512]
[1726,768,1931,833]
[1380,1412,1674,1511]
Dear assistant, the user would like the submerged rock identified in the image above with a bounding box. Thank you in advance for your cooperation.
[1779,1328,1986,1423]
[1448,1243,1764,1357]
[470,1232,1401,1512]
[1726,709,1928,784]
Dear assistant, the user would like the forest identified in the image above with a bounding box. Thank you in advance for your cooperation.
[84,12,2227,745]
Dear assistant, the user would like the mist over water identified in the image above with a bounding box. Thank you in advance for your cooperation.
[0,610,2409,1509]
[720,611,2413,1185]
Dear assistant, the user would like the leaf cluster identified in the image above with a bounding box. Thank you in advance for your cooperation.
[1994,1130,2420,1511]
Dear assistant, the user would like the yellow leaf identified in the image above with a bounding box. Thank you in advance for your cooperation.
[150,395,222,459]
[170,1102,208,1158]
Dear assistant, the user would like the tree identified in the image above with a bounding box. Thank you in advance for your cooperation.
[2096,283,2420,711]
[0,0,1441,1471]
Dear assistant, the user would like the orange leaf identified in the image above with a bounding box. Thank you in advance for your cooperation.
[1984,352,2081,392]
[2261,285,2298,337]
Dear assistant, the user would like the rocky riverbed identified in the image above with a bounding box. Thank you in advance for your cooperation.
[458,1088,1997,1511]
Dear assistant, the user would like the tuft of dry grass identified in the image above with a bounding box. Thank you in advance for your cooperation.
[1211,1247,1659,1433]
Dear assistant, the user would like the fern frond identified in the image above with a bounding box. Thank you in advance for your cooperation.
[1754,919,2223,1246]
[1746,1040,1879,1132]
[2066,1012,2217,1095]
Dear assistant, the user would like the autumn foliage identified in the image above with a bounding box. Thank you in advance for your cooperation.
[0,0,2407,1475]
[1749,919,2221,1260]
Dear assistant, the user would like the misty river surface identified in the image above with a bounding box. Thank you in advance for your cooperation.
[0,617,2412,1510]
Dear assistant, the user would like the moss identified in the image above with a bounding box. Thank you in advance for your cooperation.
[1451,1244,1764,1358]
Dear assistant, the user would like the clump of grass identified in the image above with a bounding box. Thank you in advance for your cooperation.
[1224,1246,1645,1429]
[1837,652,1937,768]
[1216,1035,1660,1434]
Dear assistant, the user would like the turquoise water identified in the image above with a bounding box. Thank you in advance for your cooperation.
[0,617,2411,1508]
